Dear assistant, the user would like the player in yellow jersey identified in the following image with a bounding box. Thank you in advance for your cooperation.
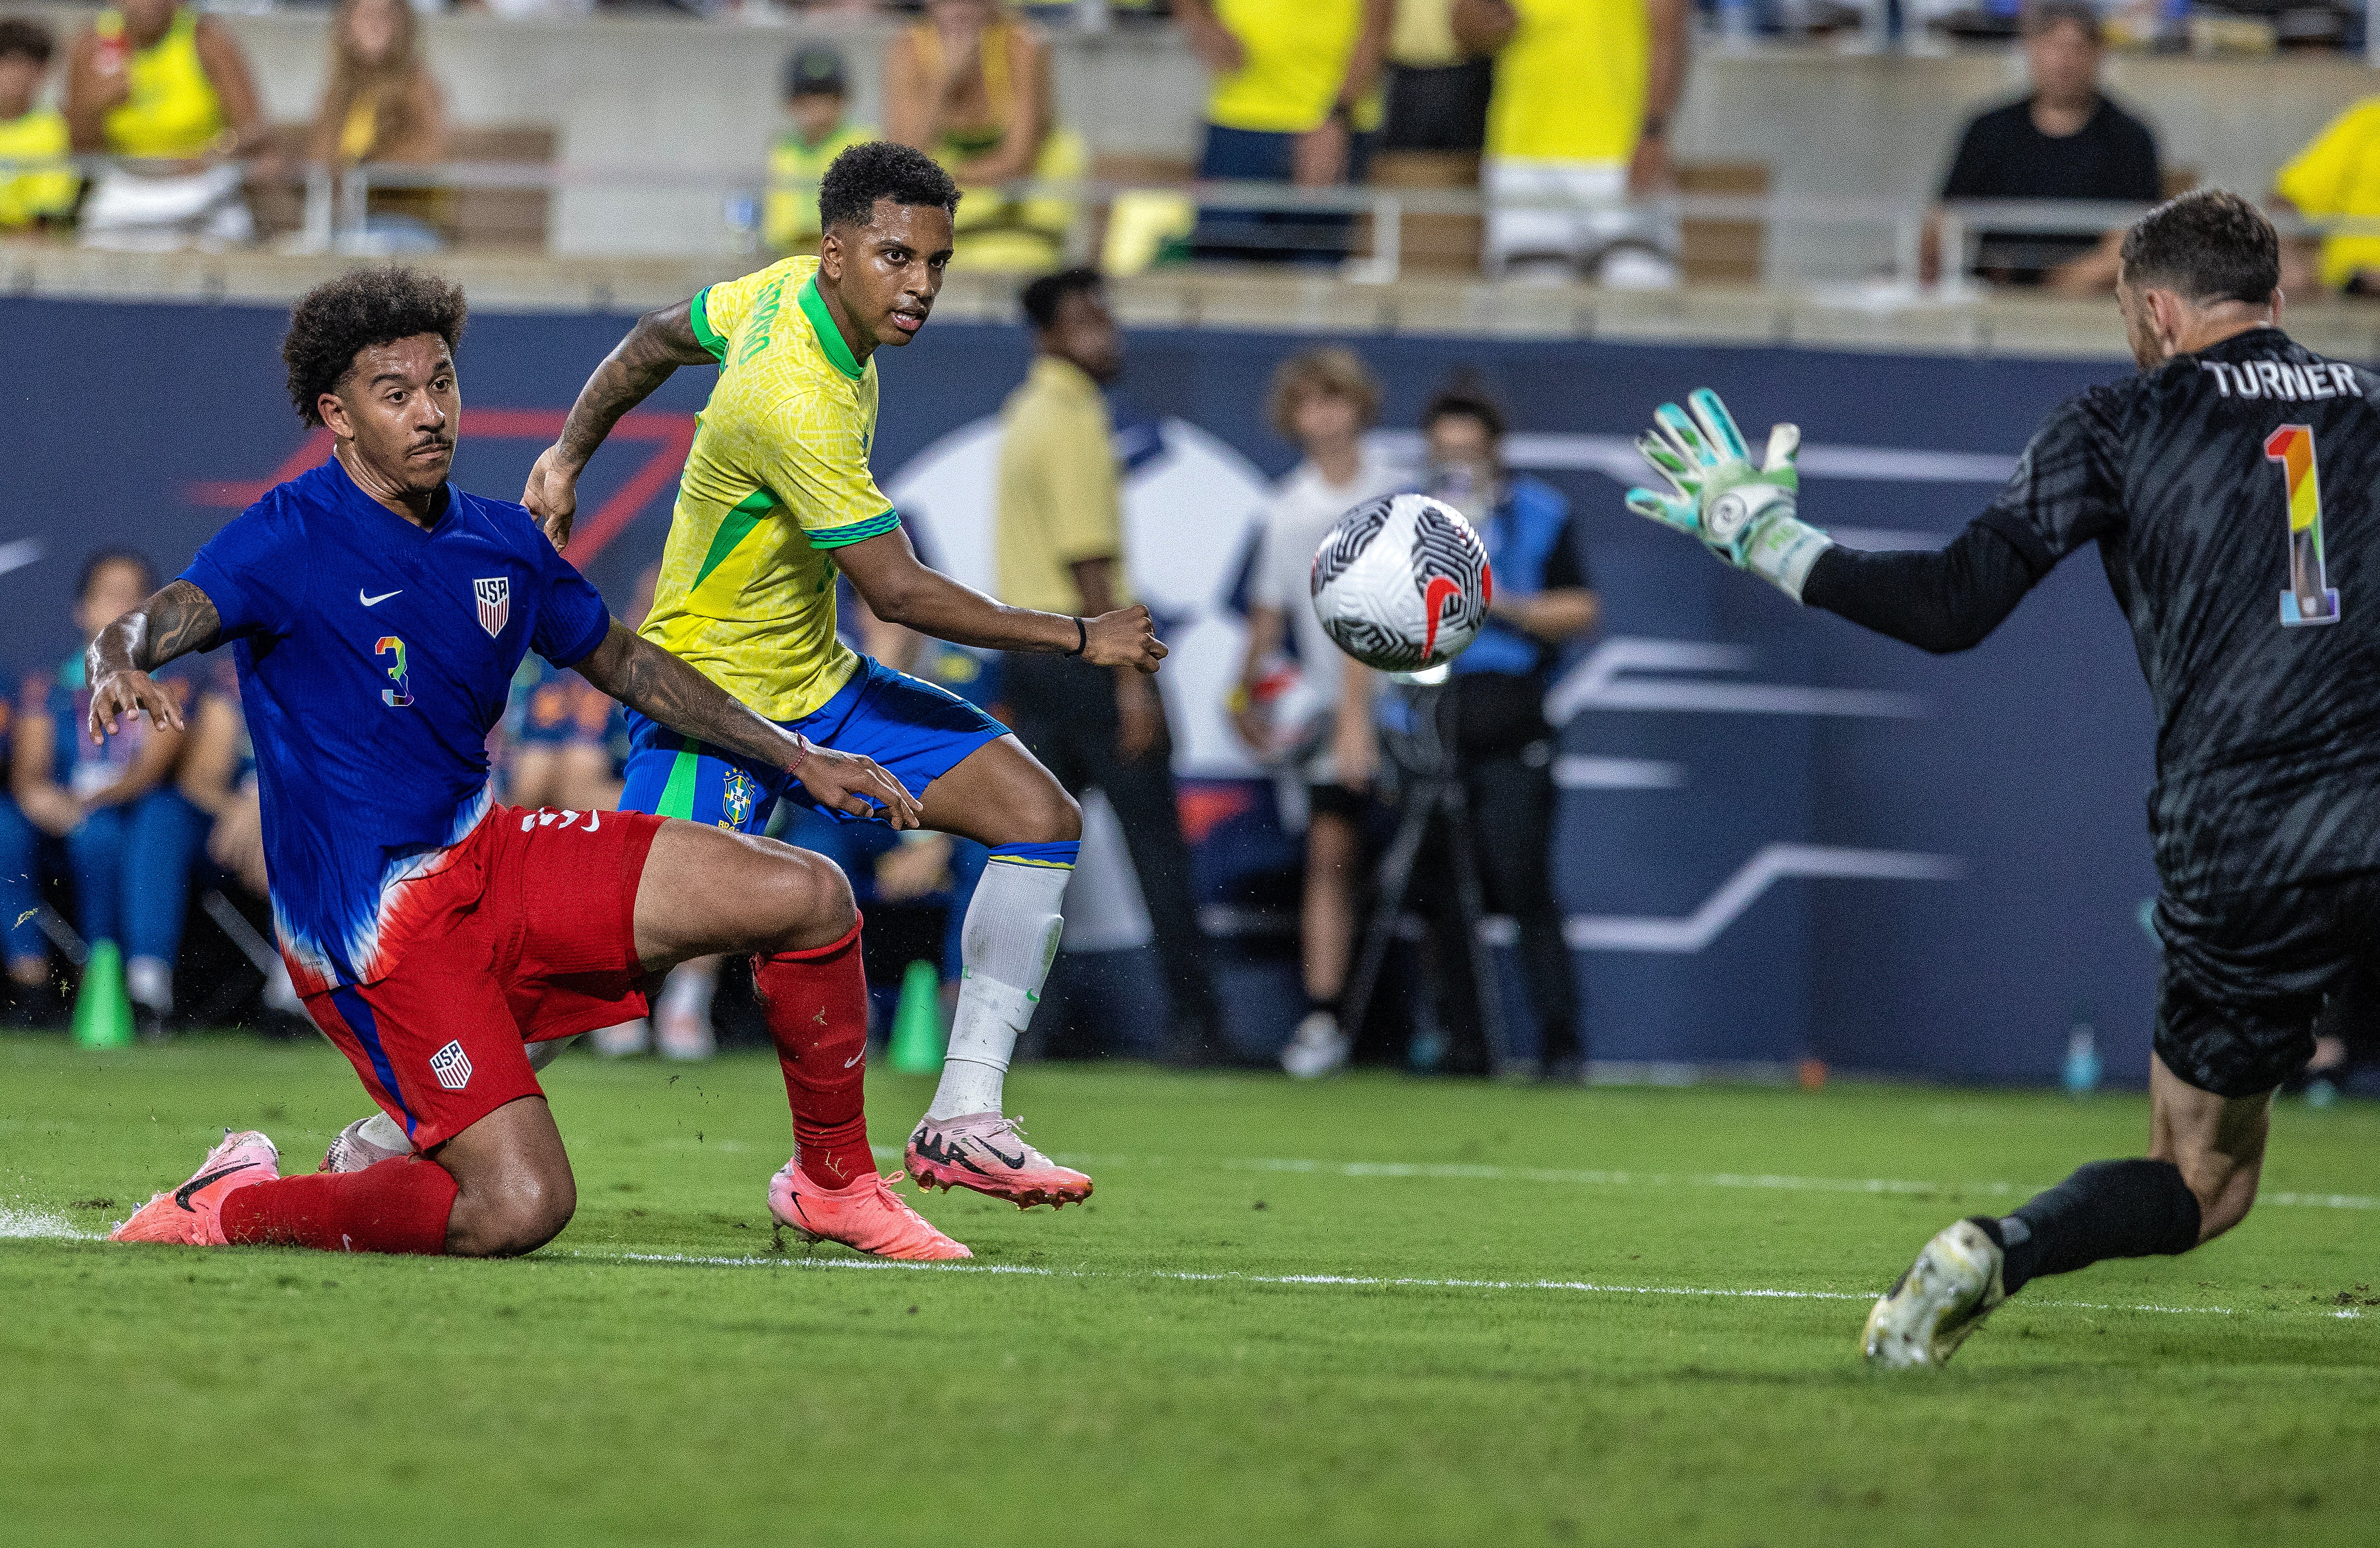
[526,144,1162,1241]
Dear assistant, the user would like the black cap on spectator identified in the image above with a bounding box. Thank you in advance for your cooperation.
[784,46,848,100]
[2022,0,2102,38]
[0,16,56,64]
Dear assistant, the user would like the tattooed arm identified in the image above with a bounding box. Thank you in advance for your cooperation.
[572,621,922,827]
[523,298,715,551]
[85,580,222,745]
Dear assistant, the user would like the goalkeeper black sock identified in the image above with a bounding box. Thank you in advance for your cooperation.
[1971,1159,2202,1294]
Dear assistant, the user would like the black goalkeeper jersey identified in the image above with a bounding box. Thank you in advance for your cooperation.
[1973,326,2380,898]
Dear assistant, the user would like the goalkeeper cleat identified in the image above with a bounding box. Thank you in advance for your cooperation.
[905,1112,1093,1209]
[1862,1218,2008,1369]
[320,1112,410,1173]
[111,1129,280,1246]
[768,1162,972,1261]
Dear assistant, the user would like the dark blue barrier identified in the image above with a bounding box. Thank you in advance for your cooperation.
[0,296,2163,1084]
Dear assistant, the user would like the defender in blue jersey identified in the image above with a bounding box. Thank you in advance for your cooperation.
[99,267,971,1262]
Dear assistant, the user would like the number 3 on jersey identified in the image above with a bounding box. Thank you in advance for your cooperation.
[2265,424,2341,627]
[377,636,415,707]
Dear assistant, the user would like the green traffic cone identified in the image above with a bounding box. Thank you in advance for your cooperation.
[71,940,135,1050]
[886,960,946,1075]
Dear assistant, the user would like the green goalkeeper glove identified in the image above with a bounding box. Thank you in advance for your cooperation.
[1625,387,1834,603]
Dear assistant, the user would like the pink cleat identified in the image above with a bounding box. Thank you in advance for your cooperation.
[111,1129,280,1246]
[319,1114,409,1173]
[905,1113,1093,1210]
[767,1162,972,1261]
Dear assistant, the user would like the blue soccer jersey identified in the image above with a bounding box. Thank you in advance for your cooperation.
[182,460,612,995]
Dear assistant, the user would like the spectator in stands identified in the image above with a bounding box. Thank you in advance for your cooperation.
[0,660,54,1025]
[179,653,306,1024]
[1175,0,1391,263]
[1230,349,1403,1078]
[2274,98,2380,297]
[1458,0,1688,287]
[306,0,448,255]
[0,17,77,232]
[1380,0,1492,154]
[13,552,208,1035]
[764,46,872,256]
[996,267,1225,1057]
[63,0,268,250]
[1419,383,1596,1077]
[885,0,1086,271]
[1921,0,2161,294]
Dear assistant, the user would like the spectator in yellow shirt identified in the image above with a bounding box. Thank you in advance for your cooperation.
[0,17,76,231]
[764,47,872,255]
[1456,0,1688,286]
[2276,98,2380,296]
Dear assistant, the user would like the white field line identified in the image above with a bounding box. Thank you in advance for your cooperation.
[0,1208,93,1239]
[868,1148,2379,1213]
[574,1249,2282,1321]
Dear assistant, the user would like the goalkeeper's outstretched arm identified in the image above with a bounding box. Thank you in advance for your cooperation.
[1798,521,2041,655]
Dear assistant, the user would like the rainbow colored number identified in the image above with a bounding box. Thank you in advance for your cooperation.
[377,636,415,707]
[2265,425,2340,627]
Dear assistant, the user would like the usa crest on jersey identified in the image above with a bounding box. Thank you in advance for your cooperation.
[474,577,510,638]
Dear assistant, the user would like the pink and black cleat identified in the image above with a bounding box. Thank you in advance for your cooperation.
[111,1129,280,1246]
[767,1162,972,1261]
[905,1113,1093,1210]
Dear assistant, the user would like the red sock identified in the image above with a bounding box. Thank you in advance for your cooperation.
[753,917,875,1190]
[218,1157,459,1254]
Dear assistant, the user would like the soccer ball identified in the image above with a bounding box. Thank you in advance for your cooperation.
[1308,493,1494,672]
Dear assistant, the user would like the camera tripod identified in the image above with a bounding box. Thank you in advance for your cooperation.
[1337,678,1508,1067]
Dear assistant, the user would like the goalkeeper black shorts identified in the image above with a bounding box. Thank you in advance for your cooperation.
[2152,875,2380,1098]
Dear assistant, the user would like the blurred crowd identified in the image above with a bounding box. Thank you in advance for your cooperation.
[10,0,2380,289]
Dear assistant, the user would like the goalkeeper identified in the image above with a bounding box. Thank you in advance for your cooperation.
[1624,190,2380,1370]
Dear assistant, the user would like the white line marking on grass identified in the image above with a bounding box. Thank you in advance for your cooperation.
[574,1251,2262,1320]
[870,1151,2378,1213]
[0,1208,93,1239]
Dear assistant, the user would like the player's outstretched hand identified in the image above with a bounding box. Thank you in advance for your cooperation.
[1625,387,1834,603]
[87,667,183,744]
[524,444,580,552]
[794,744,924,829]
[1082,605,1167,675]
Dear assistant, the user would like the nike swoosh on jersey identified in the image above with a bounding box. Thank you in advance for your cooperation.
[174,1160,262,1211]
[360,589,402,606]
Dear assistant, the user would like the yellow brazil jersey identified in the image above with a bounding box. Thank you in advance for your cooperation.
[96,7,227,159]
[0,108,77,229]
[639,255,901,723]
[1485,0,1648,166]
[2277,98,2380,291]
[1207,0,1380,135]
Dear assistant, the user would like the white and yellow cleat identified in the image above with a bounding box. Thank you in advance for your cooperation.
[1862,1218,2007,1369]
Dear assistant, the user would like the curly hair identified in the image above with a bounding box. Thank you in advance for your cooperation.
[818,141,959,235]
[281,266,467,427]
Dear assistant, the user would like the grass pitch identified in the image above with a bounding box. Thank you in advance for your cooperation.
[1,1034,2374,1547]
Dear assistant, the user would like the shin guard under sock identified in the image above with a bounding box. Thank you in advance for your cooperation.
[928,846,1074,1122]
[218,1157,459,1254]
[753,918,875,1189]
[1978,1158,2203,1294]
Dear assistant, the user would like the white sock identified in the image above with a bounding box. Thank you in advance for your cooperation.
[126,955,172,1014]
[925,859,1068,1122]
[659,962,717,1024]
[357,1110,408,1155]
[263,958,304,1016]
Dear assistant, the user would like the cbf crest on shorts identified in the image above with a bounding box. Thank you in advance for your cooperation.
[429,1038,473,1091]
[474,577,511,638]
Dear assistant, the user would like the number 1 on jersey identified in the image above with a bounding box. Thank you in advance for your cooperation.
[2266,424,2340,627]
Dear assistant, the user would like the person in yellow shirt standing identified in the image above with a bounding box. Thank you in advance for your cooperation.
[63,0,267,249]
[2276,98,2380,296]
[0,18,76,231]
[1175,0,1392,263]
[764,46,873,256]
[515,144,1166,1248]
[1455,0,1688,286]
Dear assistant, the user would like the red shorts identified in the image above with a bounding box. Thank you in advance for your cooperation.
[305,804,666,1151]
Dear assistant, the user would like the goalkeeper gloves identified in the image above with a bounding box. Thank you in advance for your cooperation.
[1625,388,1834,603]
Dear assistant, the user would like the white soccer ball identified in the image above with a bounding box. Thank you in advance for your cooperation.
[1308,493,1495,672]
